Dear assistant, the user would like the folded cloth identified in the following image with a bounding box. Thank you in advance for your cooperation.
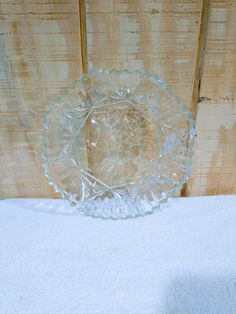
[0,195,236,314]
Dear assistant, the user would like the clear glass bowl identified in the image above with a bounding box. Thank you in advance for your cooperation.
[41,69,195,219]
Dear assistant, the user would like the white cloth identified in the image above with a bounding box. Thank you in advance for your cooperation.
[0,195,236,314]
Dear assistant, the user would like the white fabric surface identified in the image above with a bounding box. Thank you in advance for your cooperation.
[0,195,236,314]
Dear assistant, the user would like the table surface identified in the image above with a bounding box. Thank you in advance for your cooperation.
[0,195,236,314]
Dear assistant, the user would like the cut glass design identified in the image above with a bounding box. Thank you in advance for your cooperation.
[41,70,195,219]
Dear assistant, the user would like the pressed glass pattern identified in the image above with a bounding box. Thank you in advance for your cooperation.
[41,70,195,218]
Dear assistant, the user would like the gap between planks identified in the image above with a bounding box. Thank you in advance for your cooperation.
[78,0,94,180]
[181,0,211,197]
[79,0,88,73]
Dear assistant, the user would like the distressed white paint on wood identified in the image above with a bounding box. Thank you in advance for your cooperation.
[86,0,203,105]
[1,0,235,198]
[188,101,236,195]
[0,1,82,198]
[86,0,203,197]
[187,0,236,196]
[200,0,236,100]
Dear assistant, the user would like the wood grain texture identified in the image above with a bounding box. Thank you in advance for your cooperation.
[186,0,236,195]
[79,0,89,72]
[200,0,236,100]
[1,0,235,199]
[86,0,203,105]
[0,1,82,198]
[187,101,236,195]
[180,0,210,197]
[189,0,211,119]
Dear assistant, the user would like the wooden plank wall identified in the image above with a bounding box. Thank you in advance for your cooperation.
[86,0,203,105]
[0,1,82,198]
[187,0,236,195]
[0,0,235,198]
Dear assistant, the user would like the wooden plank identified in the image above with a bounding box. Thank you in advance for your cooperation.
[188,0,211,119]
[180,0,210,196]
[86,0,203,105]
[79,0,89,72]
[2,0,235,199]
[186,0,236,196]
[187,101,236,195]
[200,0,236,100]
[87,0,204,197]
[79,0,94,181]
[0,1,82,198]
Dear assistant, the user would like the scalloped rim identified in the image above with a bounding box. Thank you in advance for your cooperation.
[41,69,195,219]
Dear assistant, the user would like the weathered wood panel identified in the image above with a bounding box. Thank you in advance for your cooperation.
[86,0,209,197]
[200,0,236,100]
[1,0,235,199]
[187,0,236,195]
[188,101,236,195]
[0,1,82,198]
[86,0,203,105]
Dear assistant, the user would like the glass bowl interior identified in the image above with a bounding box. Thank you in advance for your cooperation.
[41,69,195,219]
